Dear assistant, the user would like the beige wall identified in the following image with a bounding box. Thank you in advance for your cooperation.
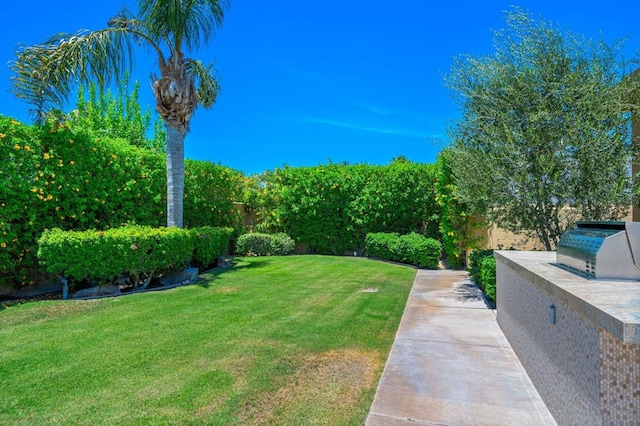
[472,210,634,253]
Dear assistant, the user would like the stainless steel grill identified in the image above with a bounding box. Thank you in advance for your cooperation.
[556,221,640,280]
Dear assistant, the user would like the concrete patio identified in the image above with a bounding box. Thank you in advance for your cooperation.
[366,270,557,425]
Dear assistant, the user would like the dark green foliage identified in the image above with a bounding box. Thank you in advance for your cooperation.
[468,249,494,290]
[0,116,244,287]
[481,256,497,301]
[365,233,399,261]
[235,233,295,256]
[395,233,442,268]
[191,227,234,268]
[37,226,195,288]
[365,232,442,269]
[183,160,245,229]
[250,162,440,254]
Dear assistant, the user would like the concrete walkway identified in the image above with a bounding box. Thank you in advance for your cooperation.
[366,270,557,425]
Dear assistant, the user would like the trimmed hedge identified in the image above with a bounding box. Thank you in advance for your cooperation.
[364,233,399,261]
[467,249,496,301]
[191,226,234,268]
[0,116,245,287]
[250,162,440,255]
[481,256,497,301]
[37,226,196,289]
[236,233,295,256]
[365,232,441,269]
[468,249,494,290]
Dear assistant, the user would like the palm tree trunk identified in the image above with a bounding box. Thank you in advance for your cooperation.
[166,124,185,228]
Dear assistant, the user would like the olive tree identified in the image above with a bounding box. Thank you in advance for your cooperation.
[445,8,640,250]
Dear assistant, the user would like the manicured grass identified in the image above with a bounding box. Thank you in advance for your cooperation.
[0,255,415,425]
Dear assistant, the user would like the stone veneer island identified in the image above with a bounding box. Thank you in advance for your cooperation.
[496,251,640,425]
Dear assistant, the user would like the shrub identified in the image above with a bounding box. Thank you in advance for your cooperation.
[480,256,497,301]
[366,232,441,269]
[191,227,234,268]
[236,233,295,256]
[365,232,399,260]
[394,232,442,269]
[250,162,440,255]
[268,233,296,255]
[37,226,195,289]
[468,249,494,290]
[0,116,245,288]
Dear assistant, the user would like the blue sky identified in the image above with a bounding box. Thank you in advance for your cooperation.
[2,1,640,175]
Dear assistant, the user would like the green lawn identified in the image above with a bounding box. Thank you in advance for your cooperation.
[0,255,415,425]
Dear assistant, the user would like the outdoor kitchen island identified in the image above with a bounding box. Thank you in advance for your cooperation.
[496,250,640,425]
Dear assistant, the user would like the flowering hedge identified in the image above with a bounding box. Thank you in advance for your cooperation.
[250,162,440,254]
[235,233,295,256]
[0,116,244,287]
[191,226,234,267]
[37,226,196,289]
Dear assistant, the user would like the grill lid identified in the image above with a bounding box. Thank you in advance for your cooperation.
[557,221,640,280]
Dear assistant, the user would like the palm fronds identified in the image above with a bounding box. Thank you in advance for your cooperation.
[184,59,221,108]
[10,28,137,122]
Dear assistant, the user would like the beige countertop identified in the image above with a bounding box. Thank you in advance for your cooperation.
[496,250,640,343]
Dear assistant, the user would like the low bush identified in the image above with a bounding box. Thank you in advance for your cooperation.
[365,232,441,269]
[395,233,442,269]
[236,233,295,256]
[250,162,440,255]
[365,232,399,260]
[0,116,245,288]
[481,256,497,301]
[191,227,234,268]
[468,249,494,290]
[37,226,195,289]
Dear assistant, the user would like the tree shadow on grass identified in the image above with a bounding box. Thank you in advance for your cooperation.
[197,258,270,288]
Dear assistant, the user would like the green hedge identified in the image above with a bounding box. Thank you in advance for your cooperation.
[250,162,440,254]
[468,249,494,290]
[0,116,245,287]
[37,226,196,289]
[365,232,441,269]
[364,232,399,260]
[191,226,234,268]
[236,233,295,256]
[481,256,497,301]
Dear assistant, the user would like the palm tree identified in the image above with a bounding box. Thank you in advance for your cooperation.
[10,0,230,228]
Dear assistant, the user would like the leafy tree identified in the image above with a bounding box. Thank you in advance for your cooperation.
[72,80,166,152]
[445,8,640,250]
[9,0,229,229]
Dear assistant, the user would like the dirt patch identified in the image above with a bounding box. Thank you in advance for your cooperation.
[239,349,382,424]
[0,299,103,327]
